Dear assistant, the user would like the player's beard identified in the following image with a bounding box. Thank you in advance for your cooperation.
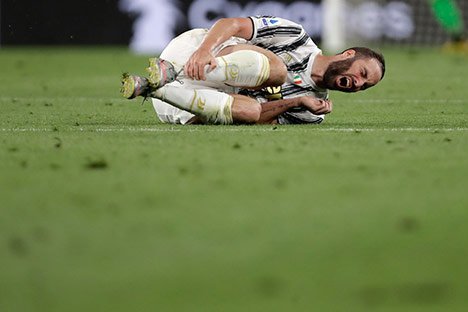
[322,58,355,91]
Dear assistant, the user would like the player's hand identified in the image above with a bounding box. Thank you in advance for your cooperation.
[184,47,218,81]
[301,97,333,114]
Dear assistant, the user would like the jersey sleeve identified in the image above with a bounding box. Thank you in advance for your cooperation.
[248,16,306,48]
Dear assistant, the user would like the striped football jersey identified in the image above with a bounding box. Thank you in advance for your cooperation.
[242,16,329,124]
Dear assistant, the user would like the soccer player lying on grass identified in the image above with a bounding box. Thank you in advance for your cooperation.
[121,16,385,125]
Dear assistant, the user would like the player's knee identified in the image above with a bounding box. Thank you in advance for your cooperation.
[234,102,261,123]
[244,103,262,123]
[266,57,287,86]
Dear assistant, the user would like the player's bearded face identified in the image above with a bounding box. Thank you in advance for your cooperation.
[323,58,356,92]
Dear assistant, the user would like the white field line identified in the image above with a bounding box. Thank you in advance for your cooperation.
[1,127,468,133]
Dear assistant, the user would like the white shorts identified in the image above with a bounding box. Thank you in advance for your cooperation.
[152,29,246,124]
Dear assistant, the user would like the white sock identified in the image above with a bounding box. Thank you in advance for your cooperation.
[205,50,270,87]
[153,86,233,124]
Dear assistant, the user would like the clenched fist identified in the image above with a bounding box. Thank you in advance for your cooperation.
[301,97,333,115]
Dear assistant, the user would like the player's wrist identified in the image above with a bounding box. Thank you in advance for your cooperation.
[297,96,308,108]
[199,46,216,58]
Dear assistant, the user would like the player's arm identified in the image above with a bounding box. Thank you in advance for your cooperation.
[257,97,333,124]
[184,17,254,80]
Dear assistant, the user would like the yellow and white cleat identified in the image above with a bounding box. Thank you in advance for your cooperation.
[146,58,180,88]
[120,73,150,99]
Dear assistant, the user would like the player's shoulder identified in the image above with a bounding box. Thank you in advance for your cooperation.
[249,16,304,29]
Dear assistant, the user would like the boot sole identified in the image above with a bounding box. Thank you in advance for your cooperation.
[146,58,161,88]
[120,73,136,99]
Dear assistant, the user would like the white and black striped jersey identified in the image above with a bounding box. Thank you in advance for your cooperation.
[241,16,329,124]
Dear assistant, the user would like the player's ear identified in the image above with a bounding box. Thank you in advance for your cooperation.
[342,49,356,58]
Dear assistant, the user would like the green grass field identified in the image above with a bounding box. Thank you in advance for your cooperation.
[1,46,467,311]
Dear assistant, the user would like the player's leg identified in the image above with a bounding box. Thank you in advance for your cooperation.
[150,84,260,124]
[215,43,288,87]
[146,31,287,90]
[148,49,286,89]
[200,49,271,88]
[230,93,262,124]
[147,49,277,90]
[121,74,261,124]
[121,29,210,97]
[152,98,196,125]
[152,93,260,125]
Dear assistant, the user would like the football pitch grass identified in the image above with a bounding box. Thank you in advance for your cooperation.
[1,47,467,311]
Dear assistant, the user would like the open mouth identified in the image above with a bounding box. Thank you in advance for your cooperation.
[338,76,351,89]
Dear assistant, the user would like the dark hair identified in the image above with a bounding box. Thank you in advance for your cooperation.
[343,47,386,80]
